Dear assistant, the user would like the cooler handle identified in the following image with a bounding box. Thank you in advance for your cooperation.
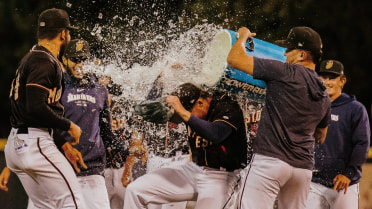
[245,37,254,51]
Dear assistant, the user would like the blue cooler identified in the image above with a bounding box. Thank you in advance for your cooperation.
[200,29,286,101]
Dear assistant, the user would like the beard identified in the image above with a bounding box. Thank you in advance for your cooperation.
[58,39,69,62]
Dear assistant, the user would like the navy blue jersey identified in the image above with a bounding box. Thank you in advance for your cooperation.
[56,73,127,176]
[252,57,331,170]
[313,93,370,187]
[9,45,70,132]
[188,93,247,171]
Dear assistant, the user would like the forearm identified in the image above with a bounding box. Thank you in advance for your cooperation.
[187,115,233,144]
[26,85,70,130]
[227,28,255,75]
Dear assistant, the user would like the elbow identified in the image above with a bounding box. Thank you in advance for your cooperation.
[227,54,238,69]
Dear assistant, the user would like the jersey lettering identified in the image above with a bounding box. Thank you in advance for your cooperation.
[195,136,212,148]
[9,70,20,100]
[331,114,339,121]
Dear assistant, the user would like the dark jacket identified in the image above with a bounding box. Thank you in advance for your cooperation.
[312,93,370,187]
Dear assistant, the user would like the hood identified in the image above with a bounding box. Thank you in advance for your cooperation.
[331,93,355,108]
[303,68,328,101]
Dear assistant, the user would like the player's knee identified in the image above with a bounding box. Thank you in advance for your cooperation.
[126,181,144,195]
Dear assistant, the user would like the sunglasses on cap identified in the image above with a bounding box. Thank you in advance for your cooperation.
[69,57,88,64]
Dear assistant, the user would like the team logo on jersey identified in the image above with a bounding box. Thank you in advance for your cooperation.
[76,40,84,52]
[331,114,339,121]
[325,60,334,69]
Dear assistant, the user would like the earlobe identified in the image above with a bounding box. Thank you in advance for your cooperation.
[61,30,65,41]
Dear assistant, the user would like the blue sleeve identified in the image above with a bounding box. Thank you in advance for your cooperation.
[187,114,233,144]
[344,103,371,180]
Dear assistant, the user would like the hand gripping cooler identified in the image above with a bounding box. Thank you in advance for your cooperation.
[199,29,286,101]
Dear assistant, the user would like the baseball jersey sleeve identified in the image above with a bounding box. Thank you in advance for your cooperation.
[253,57,289,82]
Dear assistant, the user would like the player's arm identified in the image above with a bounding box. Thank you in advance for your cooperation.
[314,126,327,144]
[227,27,256,76]
[187,115,233,144]
[0,167,11,192]
[26,84,71,130]
[315,103,331,144]
[122,132,146,187]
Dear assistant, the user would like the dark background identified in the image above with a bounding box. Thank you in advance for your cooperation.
[1,0,371,138]
[0,1,371,208]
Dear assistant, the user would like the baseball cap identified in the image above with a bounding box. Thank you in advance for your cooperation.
[318,60,344,76]
[275,26,322,56]
[38,8,78,31]
[64,39,90,58]
[171,83,202,111]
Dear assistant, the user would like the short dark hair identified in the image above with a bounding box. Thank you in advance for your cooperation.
[37,28,65,40]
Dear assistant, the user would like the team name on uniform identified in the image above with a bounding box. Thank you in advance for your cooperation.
[67,93,96,103]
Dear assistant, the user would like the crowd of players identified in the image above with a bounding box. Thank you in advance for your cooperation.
[0,8,370,209]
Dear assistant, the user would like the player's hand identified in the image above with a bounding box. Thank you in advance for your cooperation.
[333,174,351,194]
[68,121,82,145]
[0,167,11,192]
[166,95,191,121]
[129,145,147,157]
[62,142,87,173]
[236,27,256,40]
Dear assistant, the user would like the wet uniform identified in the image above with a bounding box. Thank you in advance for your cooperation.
[240,57,331,209]
[5,45,86,208]
[124,92,247,209]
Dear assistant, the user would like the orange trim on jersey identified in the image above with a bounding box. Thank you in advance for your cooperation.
[213,119,238,131]
[26,83,50,92]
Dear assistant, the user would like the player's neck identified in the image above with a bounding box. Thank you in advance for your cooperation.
[300,60,316,70]
[38,39,61,58]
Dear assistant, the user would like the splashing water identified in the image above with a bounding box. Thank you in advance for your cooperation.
[84,23,223,103]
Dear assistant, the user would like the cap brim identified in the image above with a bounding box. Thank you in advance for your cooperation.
[318,71,341,76]
[274,39,290,48]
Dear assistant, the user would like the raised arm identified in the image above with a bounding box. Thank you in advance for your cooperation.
[227,27,256,76]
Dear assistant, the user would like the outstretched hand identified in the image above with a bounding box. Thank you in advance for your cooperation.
[0,167,11,192]
[62,142,87,173]
[333,174,351,194]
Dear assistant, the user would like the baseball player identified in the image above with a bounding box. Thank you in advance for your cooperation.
[305,60,370,209]
[5,8,87,209]
[57,39,128,209]
[227,27,331,209]
[124,83,247,209]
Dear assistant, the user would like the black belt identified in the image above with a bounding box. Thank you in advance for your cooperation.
[17,127,52,135]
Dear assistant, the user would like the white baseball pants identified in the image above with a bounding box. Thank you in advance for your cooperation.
[305,182,359,209]
[5,128,86,209]
[104,167,126,209]
[239,154,312,209]
[124,161,240,209]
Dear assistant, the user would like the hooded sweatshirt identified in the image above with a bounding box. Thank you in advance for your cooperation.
[251,57,331,170]
[312,93,370,187]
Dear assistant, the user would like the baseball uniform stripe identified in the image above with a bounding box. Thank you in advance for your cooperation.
[37,138,79,209]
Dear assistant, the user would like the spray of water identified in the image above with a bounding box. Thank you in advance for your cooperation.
[70,1,260,162]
